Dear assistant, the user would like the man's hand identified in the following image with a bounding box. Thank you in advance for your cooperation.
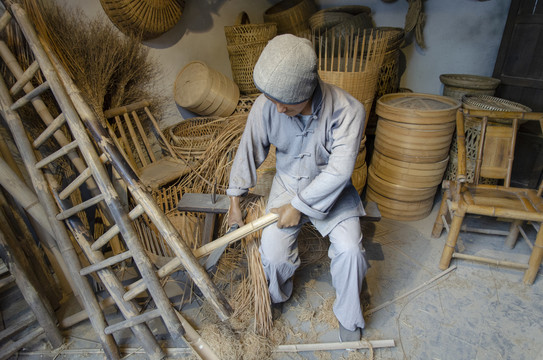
[270,203,301,228]
[228,196,244,228]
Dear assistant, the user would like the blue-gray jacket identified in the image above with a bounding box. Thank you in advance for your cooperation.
[227,81,366,236]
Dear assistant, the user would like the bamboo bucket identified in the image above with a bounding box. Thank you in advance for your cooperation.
[440,74,501,102]
[99,0,184,40]
[263,0,317,37]
[174,61,240,117]
[367,93,460,220]
[224,12,277,95]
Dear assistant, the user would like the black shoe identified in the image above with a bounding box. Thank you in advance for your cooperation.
[271,302,283,321]
[339,322,362,342]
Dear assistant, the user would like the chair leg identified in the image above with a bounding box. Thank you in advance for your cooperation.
[504,219,523,249]
[439,206,465,270]
[523,226,543,285]
[432,188,451,238]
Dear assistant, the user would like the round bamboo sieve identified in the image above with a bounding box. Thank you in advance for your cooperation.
[174,61,240,117]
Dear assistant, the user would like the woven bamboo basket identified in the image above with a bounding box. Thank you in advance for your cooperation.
[263,0,317,36]
[99,0,185,40]
[174,61,240,117]
[166,116,226,161]
[233,94,261,115]
[314,29,388,133]
[133,184,205,266]
[351,136,368,194]
[309,6,373,33]
[440,74,501,102]
[365,27,405,135]
[224,12,277,95]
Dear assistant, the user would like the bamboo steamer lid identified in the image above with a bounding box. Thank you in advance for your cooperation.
[376,92,461,125]
[369,150,448,188]
[367,167,436,202]
[174,61,240,117]
[365,187,434,221]
[174,61,212,109]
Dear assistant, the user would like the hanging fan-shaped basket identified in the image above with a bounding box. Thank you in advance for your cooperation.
[100,0,185,40]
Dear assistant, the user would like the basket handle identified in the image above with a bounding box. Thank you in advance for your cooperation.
[235,11,250,25]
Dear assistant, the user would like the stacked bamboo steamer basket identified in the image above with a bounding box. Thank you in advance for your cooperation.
[174,61,240,117]
[263,0,317,37]
[366,93,461,220]
[224,12,277,95]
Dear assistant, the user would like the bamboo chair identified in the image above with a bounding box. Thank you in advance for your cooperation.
[432,108,543,285]
[104,100,190,190]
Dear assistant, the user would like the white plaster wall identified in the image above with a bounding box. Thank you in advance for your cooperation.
[54,0,511,128]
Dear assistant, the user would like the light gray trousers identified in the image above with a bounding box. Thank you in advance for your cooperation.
[260,216,368,331]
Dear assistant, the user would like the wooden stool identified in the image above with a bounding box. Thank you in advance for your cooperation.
[177,193,230,247]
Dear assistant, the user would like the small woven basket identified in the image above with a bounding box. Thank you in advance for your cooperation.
[100,0,185,40]
[440,74,501,102]
[224,12,277,95]
[263,0,317,36]
[166,116,226,161]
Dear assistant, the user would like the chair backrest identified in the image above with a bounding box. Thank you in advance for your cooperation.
[457,108,543,187]
[104,100,176,172]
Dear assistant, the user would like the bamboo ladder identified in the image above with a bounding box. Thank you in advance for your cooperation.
[0,3,231,359]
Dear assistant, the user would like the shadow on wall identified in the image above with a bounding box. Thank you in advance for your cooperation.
[144,0,228,49]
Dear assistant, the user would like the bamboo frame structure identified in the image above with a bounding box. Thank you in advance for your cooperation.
[0,226,63,358]
[0,2,234,358]
[432,108,543,285]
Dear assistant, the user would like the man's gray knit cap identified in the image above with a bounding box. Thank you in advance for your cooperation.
[253,34,318,105]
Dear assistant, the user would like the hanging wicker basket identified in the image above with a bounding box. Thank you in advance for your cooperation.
[263,0,317,36]
[224,12,277,95]
[100,0,185,40]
